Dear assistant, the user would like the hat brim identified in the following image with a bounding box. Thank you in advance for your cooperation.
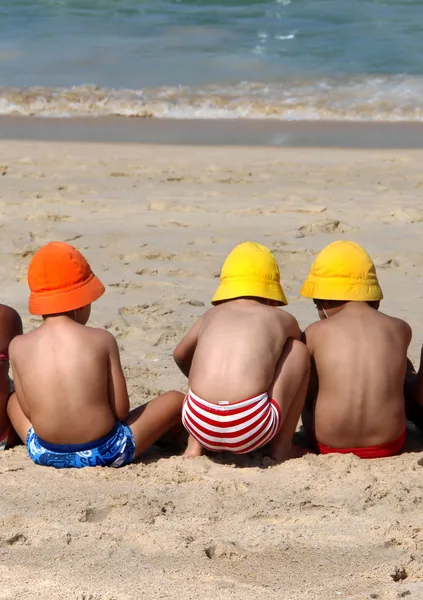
[29,273,105,315]
[212,280,287,306]
[300,277,383,301]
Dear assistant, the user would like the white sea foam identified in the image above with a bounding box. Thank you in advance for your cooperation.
[275,33,295,40]
[1,77,423,121]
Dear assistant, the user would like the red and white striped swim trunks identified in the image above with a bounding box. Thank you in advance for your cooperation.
[182,389,281,454]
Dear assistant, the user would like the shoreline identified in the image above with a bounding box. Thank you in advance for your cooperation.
[2,116,423,148]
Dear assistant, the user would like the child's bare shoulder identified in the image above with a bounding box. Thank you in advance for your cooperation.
[302,320,324,346]
[379,311,412,338]
[9,332,26,358]
[84,325,119,347]
[193,307,217,329]
[270,308,301,340]
[9,325,44,357]
[277,307,298,322]
[273,308,298,330]
[304,319,325,336]
[200,307,217,320]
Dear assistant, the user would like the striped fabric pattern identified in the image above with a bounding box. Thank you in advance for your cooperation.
[182,389,281,454]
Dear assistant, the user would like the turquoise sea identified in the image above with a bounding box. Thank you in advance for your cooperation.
[1,0,423,119]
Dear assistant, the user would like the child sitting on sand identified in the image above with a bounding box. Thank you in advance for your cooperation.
[173,241,310,462]
[300,240,411,459]
[7,242,184,468]
[0,305,23,450]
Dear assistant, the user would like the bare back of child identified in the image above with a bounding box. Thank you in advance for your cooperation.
[0,304,23,449]
[9,313,125,445]
[301,241,410,458]
[174,242,310,462]
[8,242,184,469]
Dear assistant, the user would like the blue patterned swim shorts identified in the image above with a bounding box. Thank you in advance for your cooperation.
[26,422,136,468]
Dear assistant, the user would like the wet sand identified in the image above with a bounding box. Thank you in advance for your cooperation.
[2,116,423,148]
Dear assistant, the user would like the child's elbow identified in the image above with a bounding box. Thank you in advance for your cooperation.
[116,400,130,422]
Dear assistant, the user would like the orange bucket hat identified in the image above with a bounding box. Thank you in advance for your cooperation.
[28,242,105,315]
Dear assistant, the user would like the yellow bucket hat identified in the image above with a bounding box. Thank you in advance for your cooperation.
[300,240,383,301]
[212,242,287,306]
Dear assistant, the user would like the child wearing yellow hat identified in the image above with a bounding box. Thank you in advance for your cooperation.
[300,240,411,459]
[173,241,310,462]
[7,242,185,468]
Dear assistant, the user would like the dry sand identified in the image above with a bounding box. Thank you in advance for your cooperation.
[0,140,423,599]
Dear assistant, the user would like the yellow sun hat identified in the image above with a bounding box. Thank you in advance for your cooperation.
[300,240,383,301]
[212,241,287,306]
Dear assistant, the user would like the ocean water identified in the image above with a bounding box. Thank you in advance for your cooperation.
[1,0,423,120]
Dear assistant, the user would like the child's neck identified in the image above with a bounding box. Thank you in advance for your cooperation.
[42,312,78,324]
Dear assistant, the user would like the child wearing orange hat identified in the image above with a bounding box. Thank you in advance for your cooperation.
[173,241,310,462]
[0,305,23,450]
[7,242,184,468]
[300,240,411,459]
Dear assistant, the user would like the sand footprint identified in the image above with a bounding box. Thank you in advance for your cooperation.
[296,219,352,238]
[167,268,194,278]
[136,268,159,276]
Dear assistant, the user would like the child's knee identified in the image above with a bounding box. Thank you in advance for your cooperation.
[163,390,185,407]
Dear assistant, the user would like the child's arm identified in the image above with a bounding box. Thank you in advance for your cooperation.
[6,354,32,444]
[173,317,204,378]
[8,339,31,420]
[9,365,30,419]
[106,333,130,421]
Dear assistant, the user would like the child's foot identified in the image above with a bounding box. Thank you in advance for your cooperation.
[183,435,203,458]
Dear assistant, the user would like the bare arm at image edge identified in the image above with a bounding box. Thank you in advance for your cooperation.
[9,344,30,420]
[107,334,130,422]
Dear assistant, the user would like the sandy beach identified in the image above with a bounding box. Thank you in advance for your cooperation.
[1,139,423,599]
